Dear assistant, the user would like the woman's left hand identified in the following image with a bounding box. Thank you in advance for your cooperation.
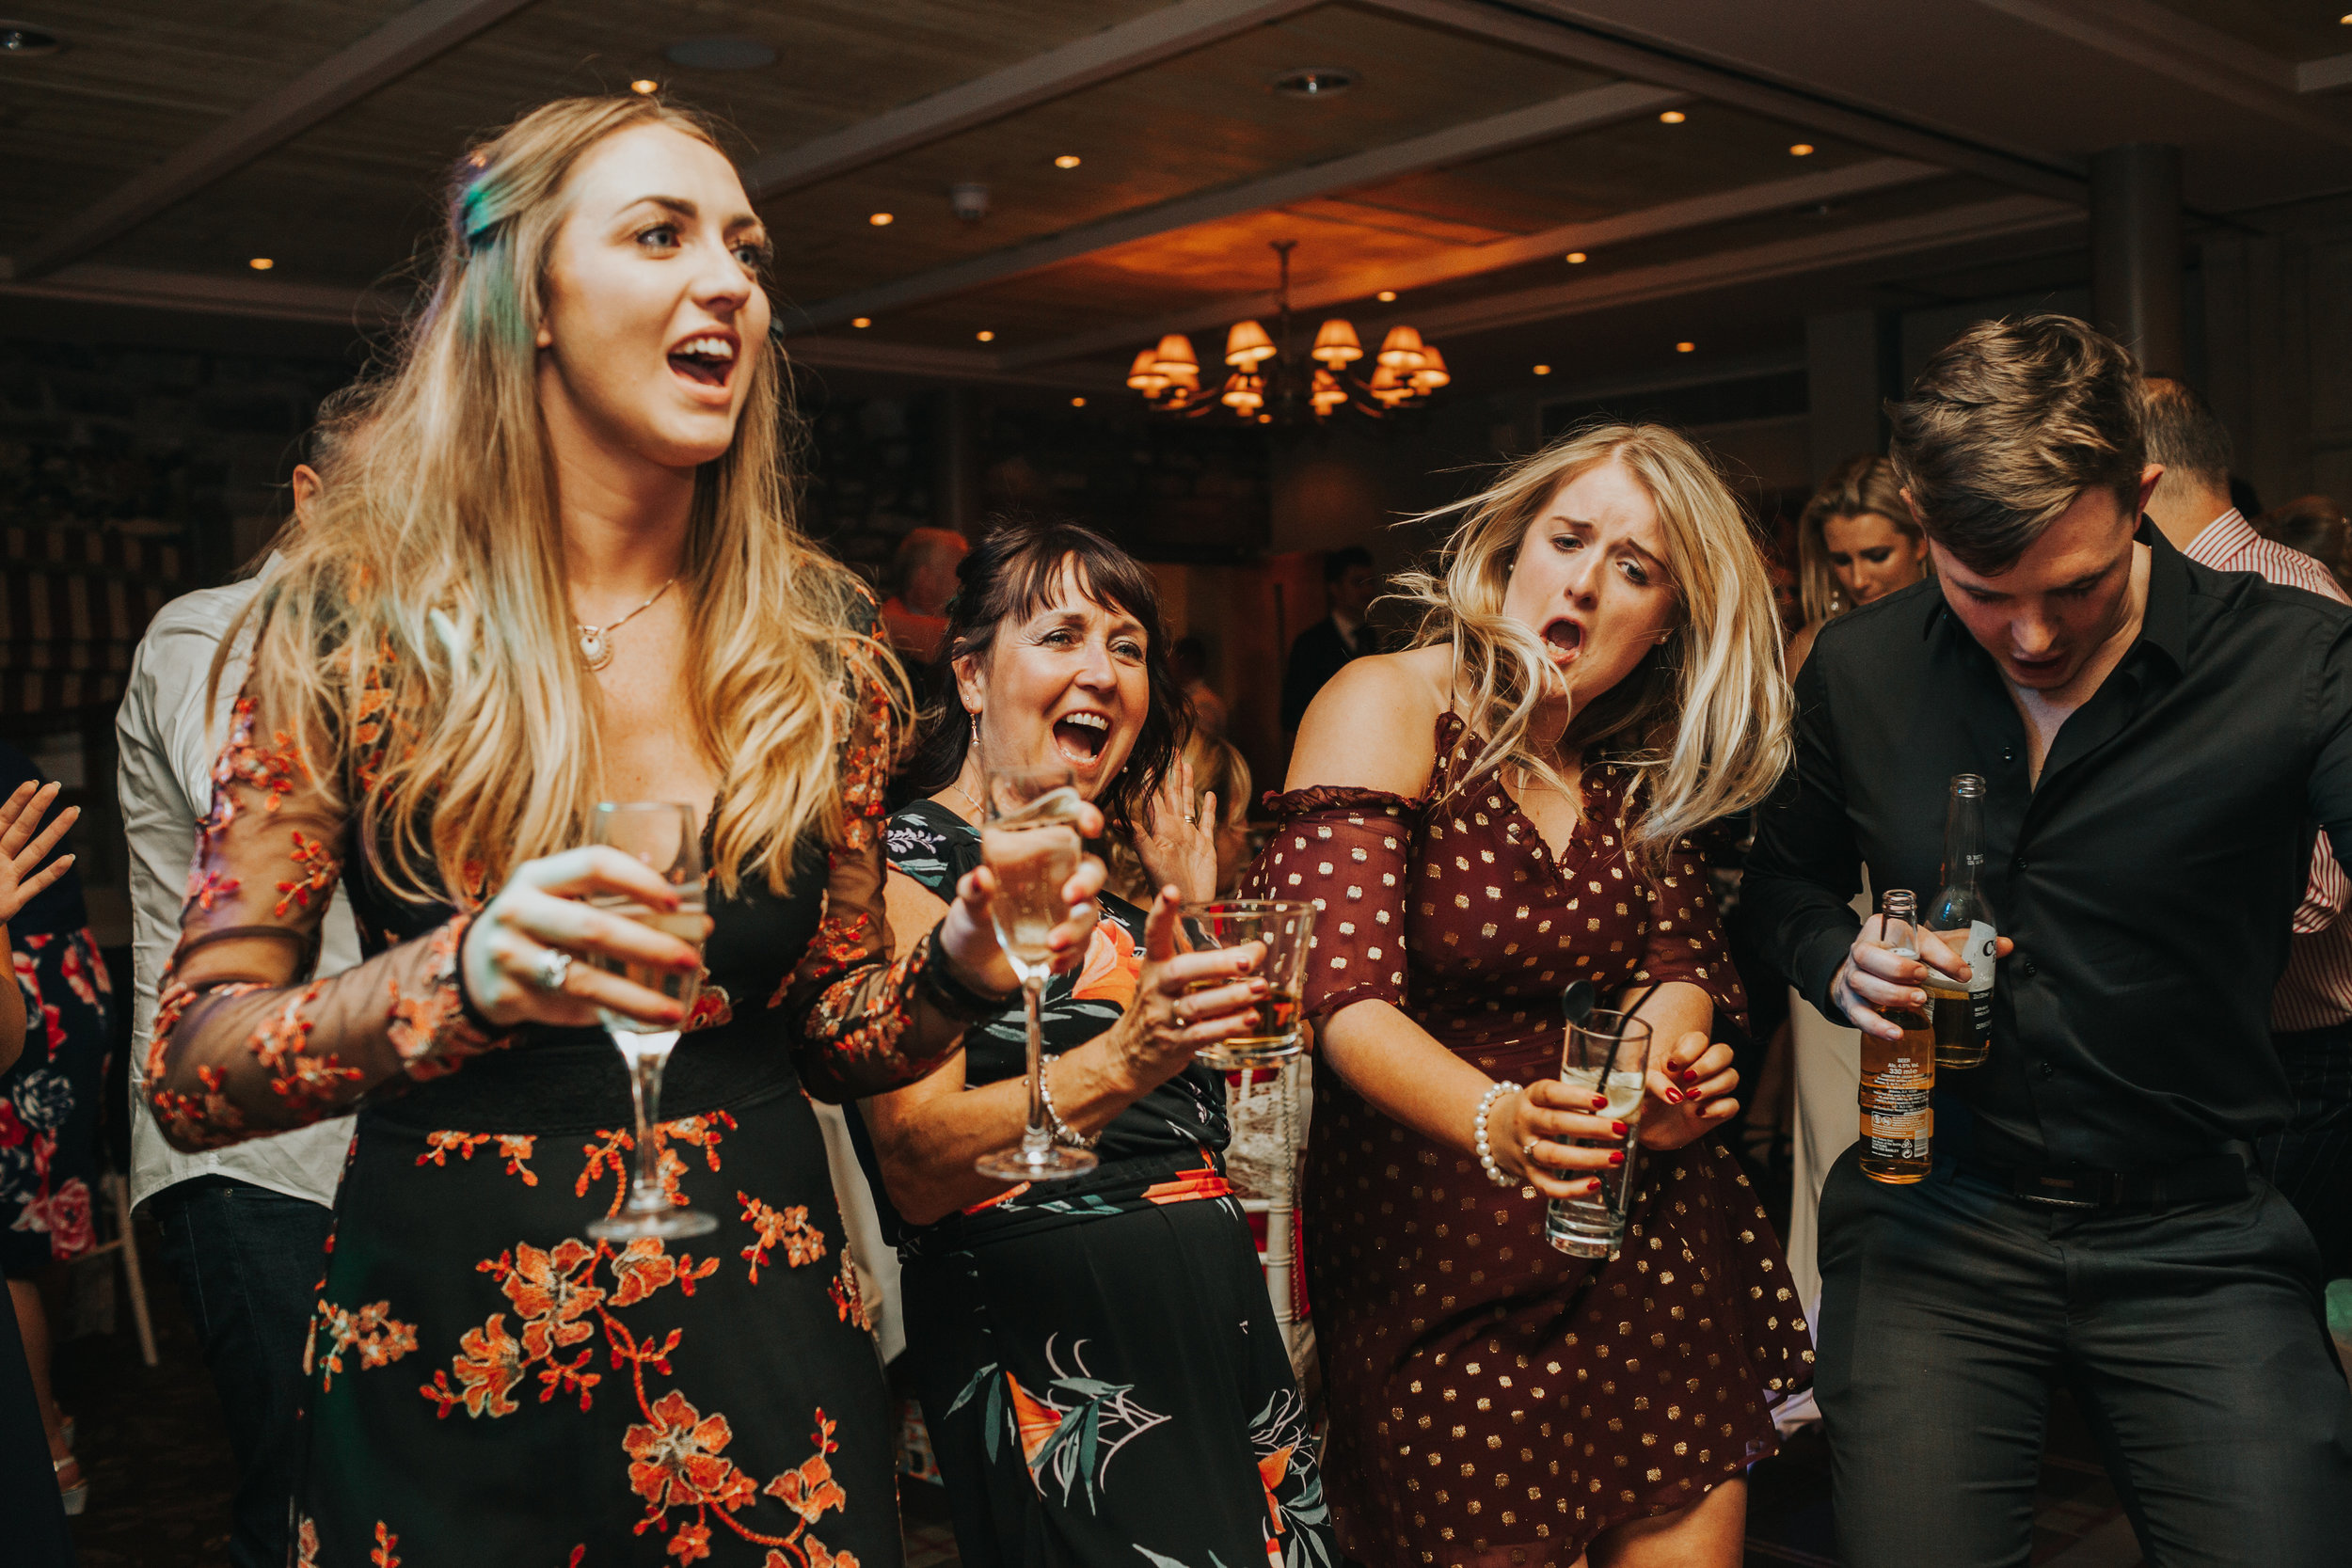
[937,800,1110,996]
[1133,756,1218,906]
[0,780,78,926]
[1637,1029,1740,1149]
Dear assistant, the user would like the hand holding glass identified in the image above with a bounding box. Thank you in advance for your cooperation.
[975,767,1098,1182]
[1545,1009,1651,1259]
[586,801,715,1241]
[1176,900,1315,1069]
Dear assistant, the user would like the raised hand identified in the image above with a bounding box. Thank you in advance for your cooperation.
[1133,755,1219,904]
[0,781,79,926]
[941,799,1108,997]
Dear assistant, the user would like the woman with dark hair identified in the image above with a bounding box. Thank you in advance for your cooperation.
[854,518,1336,1568]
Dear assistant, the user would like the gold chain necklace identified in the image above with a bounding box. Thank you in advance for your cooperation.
[576,578,675,672]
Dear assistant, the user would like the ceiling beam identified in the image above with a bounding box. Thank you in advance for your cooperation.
[784,79,1689,332]
[1359,0,2089,202]
[2302,54,2352,95]
[999,153,1937,367]
[741,0,1323,201]
[1401,192,2078,340]
[5,0,538,281]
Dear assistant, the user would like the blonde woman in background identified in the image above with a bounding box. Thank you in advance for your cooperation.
[1255,423,1813,1567]
[1786,455,1928,672]
[141,96,1100,1566]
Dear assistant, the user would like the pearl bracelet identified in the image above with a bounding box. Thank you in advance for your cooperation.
[1473,1080,1521,1188]
[1036,1059,1099,1150]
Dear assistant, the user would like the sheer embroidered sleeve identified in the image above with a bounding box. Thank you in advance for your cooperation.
[144,688,509,1152]
[1246,786,1422,1022]
[1630,832,1748,1030]
[782,660,1007,1102]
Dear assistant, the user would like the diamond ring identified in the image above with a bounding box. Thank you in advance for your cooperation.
[534,948,574,992]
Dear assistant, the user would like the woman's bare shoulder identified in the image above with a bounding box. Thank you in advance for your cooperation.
[1286,646,1450,796]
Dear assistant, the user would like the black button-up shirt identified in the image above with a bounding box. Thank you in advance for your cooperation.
[1746,523,2352,1171]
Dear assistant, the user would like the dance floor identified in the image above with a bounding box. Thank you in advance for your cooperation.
[56,1211,2154,1568]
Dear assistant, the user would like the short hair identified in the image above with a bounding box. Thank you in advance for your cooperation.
[2140,377,2234,492]
[1796,455,1916,624]
[891,526,968,595]
[1324,545,1374,584]
[1887,314,2146,573]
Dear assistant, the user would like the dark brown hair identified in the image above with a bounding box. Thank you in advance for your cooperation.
[2256,496,2352,598]
[904,517,1188,835]
[1887,314,2146,573]
[2140,377,2235,492]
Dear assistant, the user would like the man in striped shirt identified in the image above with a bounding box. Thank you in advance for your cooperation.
[2145,375,2351,1279]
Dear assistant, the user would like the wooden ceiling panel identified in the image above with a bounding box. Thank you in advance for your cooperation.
[760,2,1614,300]
[78,0,1184,285]
[0,1,414,256]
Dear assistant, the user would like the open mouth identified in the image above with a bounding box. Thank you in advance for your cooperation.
[1052,710,1111,768]
[668,332,737,389]
[1542,618,1583,658]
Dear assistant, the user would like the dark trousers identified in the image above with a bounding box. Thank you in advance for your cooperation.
[2268,1022,2352,1277]
[1816,1144,2352,1568]
[149,1177,333,1568]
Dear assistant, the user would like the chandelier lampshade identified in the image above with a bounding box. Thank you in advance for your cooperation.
[1409,343,1451,391]
[1127,347,1169,392]
[1152,333,1200,376]
[1219,372,1265,412]
[1224,319,1277,369]
[1376,325,1426,370]
[1310,367,1349,414]
[1311,318,1364,366]
[1366,362,1413,406]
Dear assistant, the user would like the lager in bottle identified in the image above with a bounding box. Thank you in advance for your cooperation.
[1925,774,1996,1070]
[1860,888,1934,1184]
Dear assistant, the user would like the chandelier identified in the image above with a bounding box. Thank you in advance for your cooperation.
[1126,240,1450,422]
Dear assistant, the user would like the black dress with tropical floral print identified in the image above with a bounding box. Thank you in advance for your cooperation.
[144,637,995,1568]
[855,800,1337,1568]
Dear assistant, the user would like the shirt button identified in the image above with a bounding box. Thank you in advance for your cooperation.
[2020,959,2038,976]
[2037,1061,2055,1080]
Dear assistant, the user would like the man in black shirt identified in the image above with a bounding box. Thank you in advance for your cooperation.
[1746,316,2352,1567]
[1279,546,1379,733]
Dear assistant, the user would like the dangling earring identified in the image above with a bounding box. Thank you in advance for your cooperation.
[968,710,979,748]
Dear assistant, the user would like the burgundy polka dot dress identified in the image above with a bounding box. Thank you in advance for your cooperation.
[1248,714,1812,1568]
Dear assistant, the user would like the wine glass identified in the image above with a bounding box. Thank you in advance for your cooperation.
[973,766,1097,1182]
[585,801,716,1241]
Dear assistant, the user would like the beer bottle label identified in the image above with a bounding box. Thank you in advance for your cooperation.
[1865,1104,1933,1161]
[1966,919,1995,1037]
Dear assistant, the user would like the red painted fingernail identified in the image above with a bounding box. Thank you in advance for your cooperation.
[1664,1087,1684,1103]
[1611,1120,1628,1136]
[1608,1150,1626,1166]
[1680,1069,1699,1085]
[1589,1094,1608,1109]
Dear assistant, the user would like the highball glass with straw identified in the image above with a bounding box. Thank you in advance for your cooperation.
[585,801,716,1241]
[1544,1009,1651,1258]
[973,766,1098,1181]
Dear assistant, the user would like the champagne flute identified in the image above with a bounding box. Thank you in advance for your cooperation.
[973,766,1098,1181]
[585,800,717,1241]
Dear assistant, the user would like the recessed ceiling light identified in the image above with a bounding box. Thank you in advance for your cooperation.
[629,78,660,95]
[1658,109,1687,124]
[0,23,62,55]
[850,316,872,328]
[1272,65,1359,98]
[1565,251,1588,264]
[1071,396,1087,407]
[1259,412,1274,423]
[663,36,777,71]
[1375,290,1397,302]
[248,257,275,271]
[1789,142,1816,156]
[868,212,894,227]
[976,329,995,341]
[1533,364,1552,375]
[1676,341,1695,353]
[1054,154,1082,169]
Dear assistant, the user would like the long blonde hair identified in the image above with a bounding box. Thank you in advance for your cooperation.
[1796,454,1918,624]
[230,95,898,903]
[1393,421,1790,864]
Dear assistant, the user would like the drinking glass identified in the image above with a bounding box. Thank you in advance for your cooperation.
[1176,899,1314,1069]
[974,766,1097,1182]
[585,801,716,1241]
[1544,1009,1651,1259]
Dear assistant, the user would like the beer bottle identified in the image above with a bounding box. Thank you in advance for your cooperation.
[1860,889,1934,1184]
[1925,774,1996,1070]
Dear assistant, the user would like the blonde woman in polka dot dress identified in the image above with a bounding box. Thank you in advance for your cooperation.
[1248,422,1814,1567]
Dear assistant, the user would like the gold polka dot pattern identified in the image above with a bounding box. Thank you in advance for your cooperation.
[1248,713,1815,1567]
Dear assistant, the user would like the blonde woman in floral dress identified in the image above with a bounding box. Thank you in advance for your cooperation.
[142,97,1102,1566]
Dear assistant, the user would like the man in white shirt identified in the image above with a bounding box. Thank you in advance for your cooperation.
[119,470,358,1568]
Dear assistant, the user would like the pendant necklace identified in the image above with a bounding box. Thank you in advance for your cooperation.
[576,578,675,672]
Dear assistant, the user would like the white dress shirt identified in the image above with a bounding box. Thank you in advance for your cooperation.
[118,576,360,1210]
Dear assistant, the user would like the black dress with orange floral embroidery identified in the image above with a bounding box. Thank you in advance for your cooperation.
[144,644,995,1568]
[1246,713,1814,1568]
